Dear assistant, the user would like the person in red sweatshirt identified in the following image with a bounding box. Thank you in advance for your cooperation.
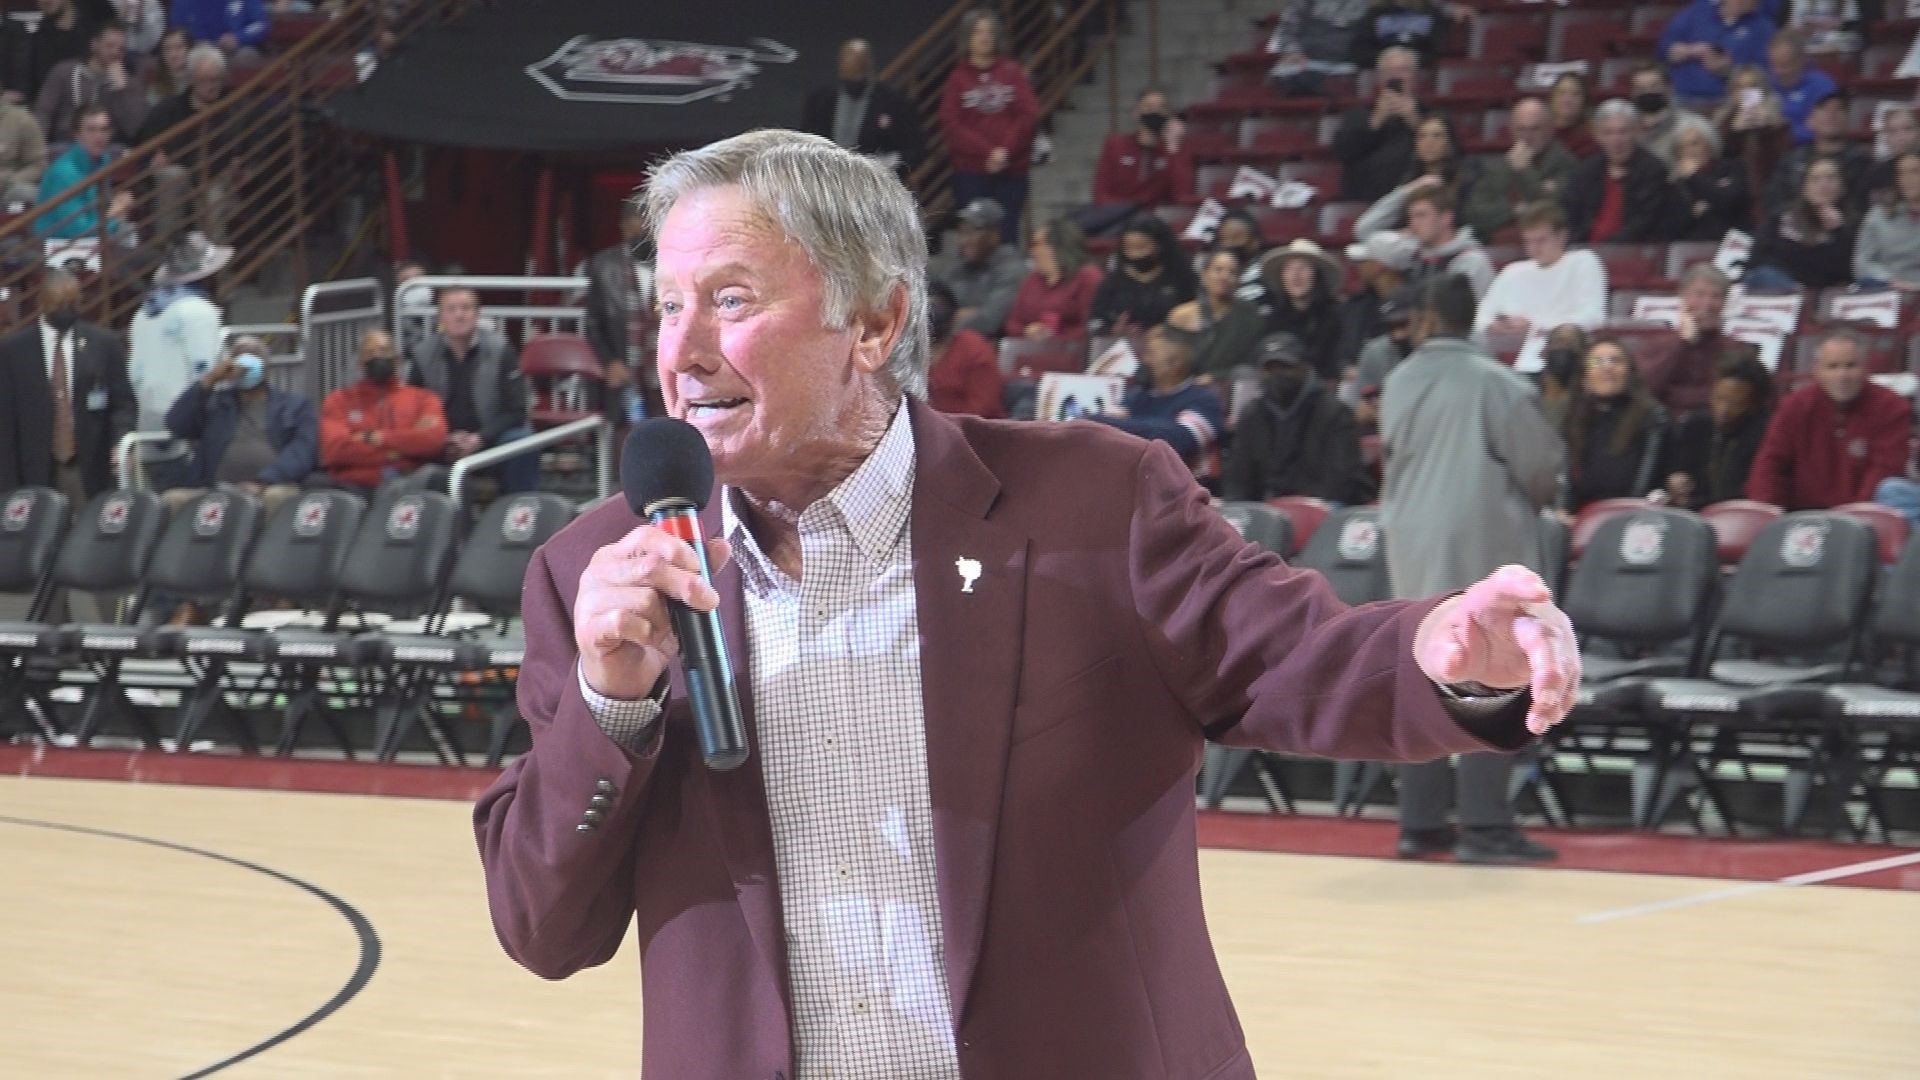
[1747,332,1911,510]
[940,8,1037,244]
[319,329,449,492]
[1003,218,1104,341]
[926,282,1005,418]
[1083,87,1193,236]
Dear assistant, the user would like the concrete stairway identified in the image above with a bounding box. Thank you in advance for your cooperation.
[1028,0,1264,231]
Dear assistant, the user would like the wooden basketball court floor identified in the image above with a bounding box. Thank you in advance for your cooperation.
[4,764,1917,1078]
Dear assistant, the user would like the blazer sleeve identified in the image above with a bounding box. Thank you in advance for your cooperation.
[473,542,665,980]
[1125,439,1531,760]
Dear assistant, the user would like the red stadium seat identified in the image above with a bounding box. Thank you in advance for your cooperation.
[1434,64,1520,108]
[1701,499,1784,565]
[520,334,605,430]
[1265,496,1333,550]
[1548,9,1631,63]
[1239,116,1320,156]
[1591,243,1669,289]
[1469,13,1548,63]
[1833,503,1911,565]
[1318,202,1367,245]
[1279,159,1342,194]
[1571,498,1647,557]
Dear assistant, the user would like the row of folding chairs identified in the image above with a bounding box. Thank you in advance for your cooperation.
[0,482,576,766]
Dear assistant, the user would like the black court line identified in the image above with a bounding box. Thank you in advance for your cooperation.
[0,814,381,1078]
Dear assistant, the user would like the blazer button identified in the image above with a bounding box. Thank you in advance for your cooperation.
[575,821,596,833]
[582,808,605,826]
[595,778,617,795]
[588,793,612,810]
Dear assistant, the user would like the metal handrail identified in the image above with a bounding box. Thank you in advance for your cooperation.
[115,430,175,490]
[446,415,612,509]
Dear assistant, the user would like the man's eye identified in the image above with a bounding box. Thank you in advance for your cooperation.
[659,300,682,316]
[718,294,746,310]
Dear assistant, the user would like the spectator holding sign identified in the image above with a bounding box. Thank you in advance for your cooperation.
[1854,151,1920,291]
[1659,0,1775,110]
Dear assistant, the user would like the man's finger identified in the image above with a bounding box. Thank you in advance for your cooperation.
[1514,615,1578,733]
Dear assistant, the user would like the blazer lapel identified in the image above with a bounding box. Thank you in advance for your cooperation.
[906,398,1028,1026]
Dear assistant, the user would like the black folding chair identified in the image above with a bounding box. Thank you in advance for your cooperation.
[1199,500,1299,812]
[1291,508,1397,816]
[1818,534,1920,840]
[0,487,70,740]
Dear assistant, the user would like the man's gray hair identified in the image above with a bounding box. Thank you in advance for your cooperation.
[1818,326,1867,360]
[1593,98,1637,127]
[640,129,931,397]
[226,333,267,358]
[187,42,227,76]
[1679,262,1731,297]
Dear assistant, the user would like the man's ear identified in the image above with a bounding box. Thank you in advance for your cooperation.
[851,282,910,376]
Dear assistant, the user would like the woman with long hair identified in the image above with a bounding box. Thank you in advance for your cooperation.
[1549,72,1595,160]
[1261,239,1346,380]
[1662,354,1775,508]
[1350,113,1471,238]
[1854,150,1920,291]
[1713,64,1791,214]
[1089,213,1196,335]
[1004,217,1104,340]
[1554,337,1669,514]
[1168,247,1268,380]
[147,25,191,104]
[1749,156,1857,290]
[940,8,1039,244]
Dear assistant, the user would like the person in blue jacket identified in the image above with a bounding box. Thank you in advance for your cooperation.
[1658,0,1775,109]
[162,336,317,520]
[1089,322,1226,482]
[1766,31,1837,145]
[171,0,268,57]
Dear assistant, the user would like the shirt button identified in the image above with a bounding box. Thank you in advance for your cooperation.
[852,996,870,1013]
[835,863,852,880]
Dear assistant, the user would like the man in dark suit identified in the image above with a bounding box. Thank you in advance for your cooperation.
[801,38,924,177]
[581,196,659,421]
[0,269,135,620]
[475,132,1581,1079]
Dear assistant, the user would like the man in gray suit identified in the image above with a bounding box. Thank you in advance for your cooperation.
[1379,272,1565,864]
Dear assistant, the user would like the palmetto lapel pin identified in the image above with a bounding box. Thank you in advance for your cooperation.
[955,557,982,594]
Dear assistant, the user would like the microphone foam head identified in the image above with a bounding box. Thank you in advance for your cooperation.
[622,418,715,514]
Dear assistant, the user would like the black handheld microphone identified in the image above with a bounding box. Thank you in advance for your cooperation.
[621,419,748,772]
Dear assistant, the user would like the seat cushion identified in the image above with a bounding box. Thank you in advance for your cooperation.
[1575,678,1649,715]
[65,623,162,657]
[1642,678,1750,715]
[1824,684,1920,727]
[1739,682,1834,723]
[0,620,58,653]
[1710,659,1847,687]
[264,629,371,665]
[157,626,272,662]
[1581,655,1688,684]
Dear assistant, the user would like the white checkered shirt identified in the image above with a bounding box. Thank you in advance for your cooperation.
[582,404,962,1079]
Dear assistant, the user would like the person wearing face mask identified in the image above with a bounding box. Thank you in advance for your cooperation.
[1222,332,1372,504]
[160,336,316,521]
[1213,207,1278,319]
[318,329,448,493]
[1533,323,1590,427]
[1088,214,1196,337]
[1549,338,1669,519]
[801,38,924,178]
[1661,354,1774,509]
[924,281,1004,418]
[1082,87,1193,235]
[1629,62,1718,171]
[1351,285,1416,428]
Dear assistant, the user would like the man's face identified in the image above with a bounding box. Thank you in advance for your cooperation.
[1216,218,1256,254]
[1136,91,1167,127]
[92,28,124,67]
[1770,41,1803,85]
[1509,101,1548,150]
[1377,50,1416,94]
[1886,110,1919,157]
[655,185,884,492]
[1521,223,1565,266]
[957,221,997,265]
[1143,327,1189,380]
[438,291,479,340]
[1631,69,1666,107]
[360,333,399,377]
[76,112,110,156]
[1710,376,1756,428]
[1681,277,1726,328]
[1201,252,1239,298]
[836,42,871,82]
[191,62,226,104]
[1595,113,1635,162]
[1814,342,1867,405]
[1406,200,1448,248]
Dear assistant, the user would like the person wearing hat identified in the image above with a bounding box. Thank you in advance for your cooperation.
[1262,238,1345,381]
[930,197,1026,339]
[1223,332,1372,505]
[1167,247,1268,381]
[128,231,232,490]
[1087,322,1224,480]
[1338,229,1418,371]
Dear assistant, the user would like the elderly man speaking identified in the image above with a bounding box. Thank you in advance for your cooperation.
[475,130,1579,1080]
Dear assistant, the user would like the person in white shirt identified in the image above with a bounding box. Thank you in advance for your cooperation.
[1473,200,1608,341]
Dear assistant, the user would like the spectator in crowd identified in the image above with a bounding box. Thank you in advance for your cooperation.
[1548,72,1595,160]
[1332,46,1425,203]
[35,104,132,240]
[110,0,164,56]
[1671,122,1752,241]
[1564,99,1679,244]
[1662,354,1775,508]
[1781,0,1861,54]
[1352,284,1415,422]
[1084,87,1192,236]
[1473,201,1607,339]
[1747,331,1908,510]
[931,198,1026,339]
[1351,114,1473,238]
[1168,247,1267,381]
[1264,0,1368,97]
[582,196,656,422]
[801,38,924,178]
[1533,322,1590,424]
[1350,0,1466,69]
[138,42,233,247]
[940,8,1037,244]
[924,281,1003,419]
[1379,272,1563,866]
[128,233,227,490]
[146,24,190,102]
[1463,97,1577,242]
[1223,331,1373,505]
[1855,151,1920,290]
[1660,0,1775,109]
[1866,105,1918,204]
[1088,322,1223,479]
[161,334,316,520]
[1263,238,1346,380]
[1640,263,1760,417]
[320,329,447,492]
[171,0,267,59]
[1748,156,1856,291]
[1004,217,1102,341]
[1402,183,1493,299]
[1631,62,1718,170]
[1714,63,1792,209]
[408,285,536,494]
[1552,337,1668,515]
[1215,207,1277,318]
[1339,228,1418,371]
[19,1,95,105]
[0,89,48,205]
[1090,214,1194,336]
[37,18,147,144]
[1765,89,1871,217]
[1767,31,1836,145]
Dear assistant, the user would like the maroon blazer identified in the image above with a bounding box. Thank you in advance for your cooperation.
[474,397,1529,1079]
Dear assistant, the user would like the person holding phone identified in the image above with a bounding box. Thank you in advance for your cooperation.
[1658,0,1775,111]
[1333,46,1427,202]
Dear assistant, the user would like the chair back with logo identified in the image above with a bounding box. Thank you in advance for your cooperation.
[1562,507,1718,648]
[54,491,165,598]
[146,490,261,604]
[338,489,461,617]
[1716,512,1876,651]
[245,490,366,609]
[1215,501,1293,557]
[450,493,576,616]
[0,488,69,603]
[1292,506,1389,606]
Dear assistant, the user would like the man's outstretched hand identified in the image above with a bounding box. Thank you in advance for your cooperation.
[1413,565,1580,736]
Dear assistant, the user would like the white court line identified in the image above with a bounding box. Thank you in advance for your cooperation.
[1578,849,1920,924]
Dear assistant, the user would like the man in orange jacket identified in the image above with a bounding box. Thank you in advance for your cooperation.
[319,329,448,491]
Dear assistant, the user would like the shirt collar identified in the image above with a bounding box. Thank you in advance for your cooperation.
[722,399,918,575]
